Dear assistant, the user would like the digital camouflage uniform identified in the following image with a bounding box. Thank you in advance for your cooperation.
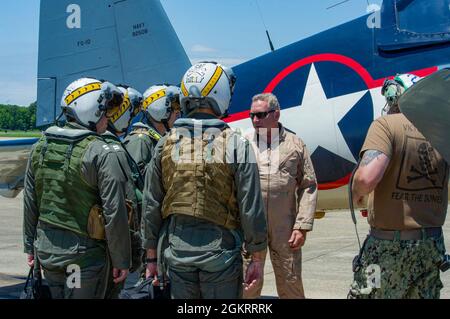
[123,122,161,176]
[349,114,449,299]
[349,235,446,299]
[23,123,131,299]
[142,113,268,299]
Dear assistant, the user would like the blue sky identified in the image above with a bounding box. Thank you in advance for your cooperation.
[0,0,382,106]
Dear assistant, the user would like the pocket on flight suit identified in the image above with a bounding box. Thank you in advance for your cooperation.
[429,236,447,269]
[278,152,299,221]
[66,262,108,299]
[35,225,81,256]
[168,216,223,254]
[35,225,84,274]
[279,151,299,185]
[279,152,298,177]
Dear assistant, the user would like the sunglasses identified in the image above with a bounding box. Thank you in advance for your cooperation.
[249,110,275,120]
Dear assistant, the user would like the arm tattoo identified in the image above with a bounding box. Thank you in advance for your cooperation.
[360,150,384,167]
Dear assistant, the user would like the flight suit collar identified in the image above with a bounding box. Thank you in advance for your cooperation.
[174,113,229,131]
[131,121,151,131]
[103,130,121,142]
[255,123,287,147]
[66,122,86,130]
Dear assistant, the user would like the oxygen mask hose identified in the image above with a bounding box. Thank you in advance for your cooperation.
[348,159,362,251]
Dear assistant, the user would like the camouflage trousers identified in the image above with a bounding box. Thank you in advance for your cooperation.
[348,234,446,299]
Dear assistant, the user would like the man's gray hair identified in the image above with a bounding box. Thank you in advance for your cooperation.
[252,93,280,111]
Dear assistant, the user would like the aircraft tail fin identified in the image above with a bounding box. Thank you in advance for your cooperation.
[37,0,191,126]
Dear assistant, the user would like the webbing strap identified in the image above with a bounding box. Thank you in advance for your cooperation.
[38,140,48,167]
[63,143,74,171]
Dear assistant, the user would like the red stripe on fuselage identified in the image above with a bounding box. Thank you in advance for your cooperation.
[224,110,250,123]
[319,174,351,191]
[225,54,438,189]
[263,53,437,91]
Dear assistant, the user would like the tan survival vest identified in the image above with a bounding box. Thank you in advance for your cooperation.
[160,127,240,229]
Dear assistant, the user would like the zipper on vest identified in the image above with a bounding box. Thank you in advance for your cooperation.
[266,146,271,226]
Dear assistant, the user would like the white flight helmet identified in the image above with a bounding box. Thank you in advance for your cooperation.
[142,84,181,123]
[180,62,236,117]
[381,73,422,115]
[61,77,124,130]
[108,85,143,134]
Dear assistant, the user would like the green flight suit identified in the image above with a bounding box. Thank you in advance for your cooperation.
[123,122,161,176]
[102,131,146,296]
[23,123,131,299]
[142,113,268,299]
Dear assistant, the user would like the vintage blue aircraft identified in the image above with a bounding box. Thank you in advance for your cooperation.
[1,0,449,210]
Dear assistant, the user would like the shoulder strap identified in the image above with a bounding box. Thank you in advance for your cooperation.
[131,127,162,142]
[44,126,99,143]
[148,127,162,141]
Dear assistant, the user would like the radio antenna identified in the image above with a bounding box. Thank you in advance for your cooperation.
[327,0,370,10]
[255,0,275,52]
[326,0,351,10]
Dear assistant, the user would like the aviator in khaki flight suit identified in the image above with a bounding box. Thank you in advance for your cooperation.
[244,93,318,299]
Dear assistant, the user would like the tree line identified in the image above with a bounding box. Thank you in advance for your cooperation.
[0,102,37,131]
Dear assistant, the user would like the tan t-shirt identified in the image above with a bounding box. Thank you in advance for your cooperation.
[361,113,449,230]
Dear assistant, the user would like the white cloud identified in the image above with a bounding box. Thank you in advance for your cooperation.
[191,44,218,53]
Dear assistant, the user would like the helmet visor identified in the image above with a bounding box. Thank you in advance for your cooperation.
[99,83,124,118]
[108,94,131,122]
[105,98,123,118]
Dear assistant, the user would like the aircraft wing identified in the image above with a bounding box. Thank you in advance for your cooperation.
[0,139,38,198]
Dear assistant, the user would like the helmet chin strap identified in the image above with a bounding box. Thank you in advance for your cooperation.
[55,111,66,127]
[86,121,98,132]
[381,103,389,116]
[144,111,170,133]
[143,112,152,126]
[87,109,106,132]
[161,118,171,132]
[107,122,122,136]
[220,110,229,119]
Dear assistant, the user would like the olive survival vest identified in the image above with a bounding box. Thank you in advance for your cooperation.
[31,126,102,238]
[160,127,240,230]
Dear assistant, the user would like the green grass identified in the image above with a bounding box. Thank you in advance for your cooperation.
[0,130,41,138]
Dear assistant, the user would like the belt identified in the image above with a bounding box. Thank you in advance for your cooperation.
[369,227,442,241]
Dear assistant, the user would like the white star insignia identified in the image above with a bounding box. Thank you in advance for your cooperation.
[282,63,369,164]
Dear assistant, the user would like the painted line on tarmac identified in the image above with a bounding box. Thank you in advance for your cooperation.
[303,243,355,263]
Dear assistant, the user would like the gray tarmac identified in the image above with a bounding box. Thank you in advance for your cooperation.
[1,192,449,299]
